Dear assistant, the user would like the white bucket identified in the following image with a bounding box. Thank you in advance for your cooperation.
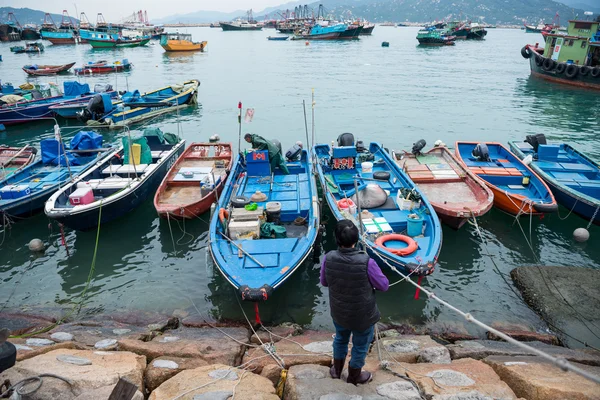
[361,161,373,173]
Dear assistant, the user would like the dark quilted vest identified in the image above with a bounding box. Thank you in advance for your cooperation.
[325,248,380,331]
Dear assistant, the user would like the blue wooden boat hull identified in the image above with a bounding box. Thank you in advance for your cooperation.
[208,150,320,301]
[44,141,186,231]
[313,142,442,276]
[509,141,600,225]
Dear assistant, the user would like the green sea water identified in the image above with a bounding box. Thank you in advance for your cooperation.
[0,27,598,347]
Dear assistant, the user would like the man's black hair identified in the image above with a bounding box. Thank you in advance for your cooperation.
[335,219,359,248]
[244,133,252,140]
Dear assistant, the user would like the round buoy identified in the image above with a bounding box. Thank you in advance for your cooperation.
[209,134,220,143]
[28,238,45,252]
[573,228,590,242]
[305,41,309,46]
[382,41,390,47]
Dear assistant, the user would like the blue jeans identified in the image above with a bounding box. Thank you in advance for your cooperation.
[332,321,374,369]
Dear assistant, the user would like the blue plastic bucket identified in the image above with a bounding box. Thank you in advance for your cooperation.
[406,215,424,237]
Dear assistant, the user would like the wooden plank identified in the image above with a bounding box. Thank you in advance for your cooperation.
[108,378,138,400]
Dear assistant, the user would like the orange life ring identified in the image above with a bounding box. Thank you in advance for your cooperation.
[219,208,229,225]
[375,234,418,256]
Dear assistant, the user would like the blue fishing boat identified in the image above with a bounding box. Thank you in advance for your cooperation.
[313,136,442,276]
[45,128,185,231]
[509,135,599,225]
[78,79,199,129]
[267,36,288,41]
[209,147,320,302]
[0,132,110,222]
[0,81,115,127]
[455,141,558,216]
[292,22,347,40]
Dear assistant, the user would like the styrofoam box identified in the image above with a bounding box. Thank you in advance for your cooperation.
[228,219,260,240]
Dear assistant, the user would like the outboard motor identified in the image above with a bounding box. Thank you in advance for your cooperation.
[472,143,491,162]
[337,132,355,147]
[524,134,547,153]
[77,93,113,122]
[285,143,302,162]
[356,140,366,153]
[411,139,426,156]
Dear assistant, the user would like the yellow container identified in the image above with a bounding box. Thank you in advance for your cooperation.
[522,176,530,185]
[130,143,141,165]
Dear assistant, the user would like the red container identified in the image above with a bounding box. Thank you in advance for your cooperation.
[69,187,94,206]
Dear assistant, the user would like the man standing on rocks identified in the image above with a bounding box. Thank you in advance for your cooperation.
[320,219,389,385]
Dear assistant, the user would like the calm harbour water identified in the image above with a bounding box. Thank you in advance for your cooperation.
[0,27,598,347]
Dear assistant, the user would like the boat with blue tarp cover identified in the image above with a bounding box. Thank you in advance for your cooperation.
[0,81,116,127]
[45,128,185,231]
[313,135,442,276]
[455,141,558,216]
[78,80,199,129]
[0,132,110,222]
[209,147,320,302]
[509,135,600,225]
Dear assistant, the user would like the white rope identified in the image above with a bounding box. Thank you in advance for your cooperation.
[586,205,599,230]
[360,238,600,385]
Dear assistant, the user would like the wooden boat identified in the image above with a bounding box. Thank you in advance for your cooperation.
[455,141,558,216]
[88,37,150,49]
[267,36,288,41]
[10,42,44,54]
[509,137,599,225]
[313,139,442,276]
[1,133,110,222]
[209,147,320,302]
[22,62,76,76]
[160,33,207,51]
[74,59,133,75]
[154,142,232,219]
[393,145,494,229]
[45,129,185,231]
[0,145,37,181]
[80,80,199,129]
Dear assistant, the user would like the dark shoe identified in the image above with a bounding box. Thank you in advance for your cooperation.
[347,367,372,385]
[330,358,345,379]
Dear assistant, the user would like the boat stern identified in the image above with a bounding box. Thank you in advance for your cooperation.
[239,284,274,302]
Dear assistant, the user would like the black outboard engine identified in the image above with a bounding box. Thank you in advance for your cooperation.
[472,143,491,162]
[285,143,302,162]
[337,132,355,147]
[77,94,105,123]
[524,134,547,153]
[411,139,426,156]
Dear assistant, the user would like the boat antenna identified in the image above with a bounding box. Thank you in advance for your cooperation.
[302,100,310,148]
[237,101,242,153]
[311,88,315,148]
[55,124,74,183]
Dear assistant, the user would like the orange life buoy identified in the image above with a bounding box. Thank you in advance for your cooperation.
[375,234,418,256]
[219,208,229,225]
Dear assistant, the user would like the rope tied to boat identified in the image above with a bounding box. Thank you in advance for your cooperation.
[586,205,599,230]
[0,374,73,398]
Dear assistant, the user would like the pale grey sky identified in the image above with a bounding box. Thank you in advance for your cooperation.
[6,0,289,21]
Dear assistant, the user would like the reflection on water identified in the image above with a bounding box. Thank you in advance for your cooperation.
[0,28,598,348]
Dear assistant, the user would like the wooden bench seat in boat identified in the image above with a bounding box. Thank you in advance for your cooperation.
[77,177,134,190]
[102,164,149,175]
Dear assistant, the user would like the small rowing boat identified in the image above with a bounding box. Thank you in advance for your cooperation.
[22,62,76,76]
[154,142,233,219]
[393,143,493,229]
[74,59,132,75]
[455,141,557,216]
[267,36,288,41]
[0,145,37,180]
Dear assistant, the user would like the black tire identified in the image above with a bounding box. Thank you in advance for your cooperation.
[591,67,600,78]
[0,342,17,373]
[231,196,250,208]
[535,55,544,67]
[565,64,578,79]
[579,66,590,76]
[542,58,556,71]
[373,171,391,181]
[555,63,567,74]
[521,46,532,59]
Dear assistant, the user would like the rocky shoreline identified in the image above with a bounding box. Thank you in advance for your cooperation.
[1,311,599,399]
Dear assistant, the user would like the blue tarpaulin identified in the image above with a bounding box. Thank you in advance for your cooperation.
[63,81,90,97]
[41,139,78,166]
[70,131,103,151]
[121,90,141,103]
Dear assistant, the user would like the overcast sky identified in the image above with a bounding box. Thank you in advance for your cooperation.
[6,0,289,21]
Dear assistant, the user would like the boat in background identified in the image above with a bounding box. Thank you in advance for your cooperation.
[446,21,487,39]
[0,145,37,181]
[45,128,185,231]
[23,62,76,76]
[455,141,557,216]
[393,143,494,229]
[313,135,442,276]
[209,145,320,302]
[74,59,133,75]
[10,42,44,54]
[21,24,41,40]
[220,10,263,31]
[417,27,456,45]
[154,142,232,219]
[40,10,82,44]
[509,135,599,226]
[267,36,289,41]
[292,22,347,40]
[0,12,22,42]
[160,33,207,51]
[88,37,150,48]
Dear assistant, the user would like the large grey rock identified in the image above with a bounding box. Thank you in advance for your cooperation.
[417,346,451,364]
[51,332,74,342]
[144,356,208,393]
[94,338,118,350]
[376,381,422,400]
[365,335,448,370]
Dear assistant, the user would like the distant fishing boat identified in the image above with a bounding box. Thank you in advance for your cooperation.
[267,36,288,41]
[40,10,82,44]
[455,141,558,216]
[446,21,487,39]
[0,132,110,222]
[22,62,76,76]
[88,37,150,48]
[292,23,347,40]
[74,59,133,75]
[0,145,37,181]
[10,42,44,54]
[0,12,22,42]
[209,146,320,302]
[21,24,40,40]
[509,135,600,226]
[154,142,233,219]
[220,10,262,31]
[45,128,185,231]
[416,27,456,46]
[160,33,207,51]
[313,136,442,276]
[393,144,494,229]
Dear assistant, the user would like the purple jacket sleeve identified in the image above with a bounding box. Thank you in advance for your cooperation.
[320,255,328,287]
[367,259,390,291]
